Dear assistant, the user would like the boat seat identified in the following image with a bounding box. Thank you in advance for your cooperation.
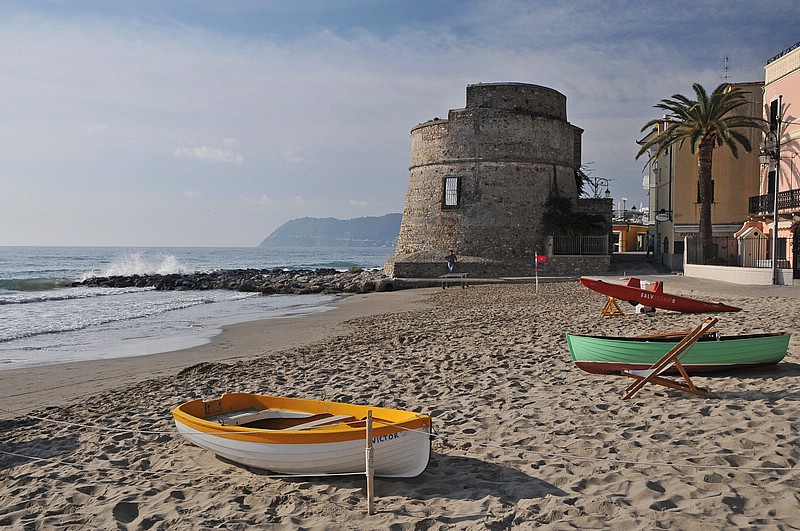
[286,414,356,431]
[211,408,272,426]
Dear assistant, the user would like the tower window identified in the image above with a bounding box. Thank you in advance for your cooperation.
[443,177,461,209]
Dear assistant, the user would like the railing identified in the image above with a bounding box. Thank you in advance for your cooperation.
[685,235,788,267]
[552,235,609,255]
[748,188,800,214]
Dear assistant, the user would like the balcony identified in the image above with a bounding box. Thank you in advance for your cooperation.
[748,188,800,215]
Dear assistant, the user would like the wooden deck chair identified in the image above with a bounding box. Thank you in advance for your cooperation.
[621,317,718,399]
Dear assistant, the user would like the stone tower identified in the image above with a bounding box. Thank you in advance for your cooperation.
[386,82,584,278]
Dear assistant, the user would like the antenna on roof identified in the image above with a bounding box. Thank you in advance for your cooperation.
[723,55,730,81]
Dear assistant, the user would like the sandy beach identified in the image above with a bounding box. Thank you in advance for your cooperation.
[2,274,799,529]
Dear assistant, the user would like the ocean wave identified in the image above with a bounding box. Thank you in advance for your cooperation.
[0,278,73,292]
[0,285,154,305]
[0,292,236,343]
[81,252,189,281]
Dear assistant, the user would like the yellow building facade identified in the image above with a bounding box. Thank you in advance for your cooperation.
[641,82,763,271]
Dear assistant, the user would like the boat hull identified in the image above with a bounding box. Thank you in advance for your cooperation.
[579,277,742,313]
[172,393,432,478]
[567,333,790,375]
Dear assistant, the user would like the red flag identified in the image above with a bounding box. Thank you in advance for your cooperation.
[536,255,547,263]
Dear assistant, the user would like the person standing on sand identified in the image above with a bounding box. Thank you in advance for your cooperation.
[445,249,457,273]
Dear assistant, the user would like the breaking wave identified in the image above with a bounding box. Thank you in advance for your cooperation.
[81,252,189,281]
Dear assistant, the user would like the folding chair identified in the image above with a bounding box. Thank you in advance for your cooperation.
[621,317,718,399]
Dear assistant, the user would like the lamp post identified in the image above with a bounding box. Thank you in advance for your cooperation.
[588,177,611,199]
[760,100,782,285]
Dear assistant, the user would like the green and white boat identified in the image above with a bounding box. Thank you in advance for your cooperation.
[567,331,790,375]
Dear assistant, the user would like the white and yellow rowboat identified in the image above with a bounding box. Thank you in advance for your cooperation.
[172,393,432,478]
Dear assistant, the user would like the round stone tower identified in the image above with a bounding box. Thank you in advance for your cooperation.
[386,82,584,278]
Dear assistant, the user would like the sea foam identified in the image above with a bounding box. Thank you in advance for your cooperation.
[82,252,190,280]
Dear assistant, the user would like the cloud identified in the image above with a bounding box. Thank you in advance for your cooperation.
[282,145,304,164]
[349,199,368,207]
[81,123,109,134]
[173,145,244,165]
[184,190,201,198]
[242,195,271,205]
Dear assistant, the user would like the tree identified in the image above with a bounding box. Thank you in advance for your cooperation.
[636,83,765,264]
[542,195,609,236]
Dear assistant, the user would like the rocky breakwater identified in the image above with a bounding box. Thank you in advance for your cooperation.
[75,268,398,294]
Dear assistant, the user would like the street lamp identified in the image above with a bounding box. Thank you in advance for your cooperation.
[588,177,611,199]
[760,104,782,285]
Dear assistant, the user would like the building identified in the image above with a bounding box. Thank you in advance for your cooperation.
[744,41,800,281]
[639,82,763,271]
[385,82,611,278]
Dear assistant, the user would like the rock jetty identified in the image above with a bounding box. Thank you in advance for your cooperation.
[74,268,396,294]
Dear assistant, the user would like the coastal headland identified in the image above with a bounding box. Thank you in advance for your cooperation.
[1,275,799,528]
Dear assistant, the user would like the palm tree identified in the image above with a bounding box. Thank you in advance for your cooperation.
[636,83,765,264]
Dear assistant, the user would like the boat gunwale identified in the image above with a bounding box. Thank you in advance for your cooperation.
[172,393,432,445]
[567,332,788,343]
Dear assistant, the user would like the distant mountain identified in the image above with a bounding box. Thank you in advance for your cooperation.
[259,214,402,248]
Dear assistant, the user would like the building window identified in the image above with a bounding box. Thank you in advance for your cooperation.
[696,180,715,203]
[767,169,776,196]
[770,99,780,131]
[443,177,461,209]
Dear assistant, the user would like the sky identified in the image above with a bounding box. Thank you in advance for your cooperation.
[1,0,798,247]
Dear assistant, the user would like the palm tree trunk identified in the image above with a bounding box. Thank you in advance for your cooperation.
[697,142,714,264]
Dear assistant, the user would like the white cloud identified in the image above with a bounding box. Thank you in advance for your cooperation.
[81,123,109,134]
[349,199,368,207]
[184,190,201,198]
[282,145,304,164]
[173,145,244,165]
[242,195,271,205]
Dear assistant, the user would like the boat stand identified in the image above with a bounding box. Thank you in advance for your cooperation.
[601,296,624,317]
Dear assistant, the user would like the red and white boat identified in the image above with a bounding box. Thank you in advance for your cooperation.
[579,277,742,313]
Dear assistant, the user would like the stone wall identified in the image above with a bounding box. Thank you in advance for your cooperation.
[384,253,609,278]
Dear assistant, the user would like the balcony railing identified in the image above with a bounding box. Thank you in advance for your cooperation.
[748,188,800,215]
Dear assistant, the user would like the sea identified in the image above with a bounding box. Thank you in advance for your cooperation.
[0,246,394,371]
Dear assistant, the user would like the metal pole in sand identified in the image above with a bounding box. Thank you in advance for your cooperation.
[365,410,375,515]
